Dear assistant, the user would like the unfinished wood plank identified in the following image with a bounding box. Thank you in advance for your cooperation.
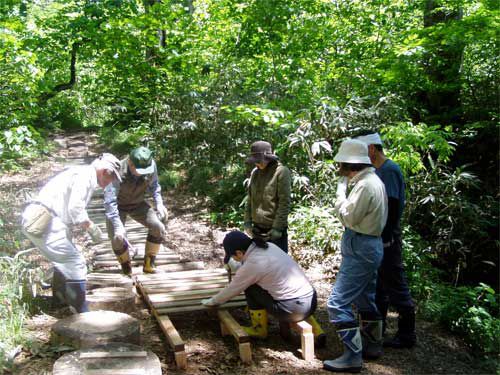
[156,300,247,315]
[155,314,185,352]
[151,295,245,309]
[135,282,187,370]
[84,370,145,375]
[147,288,225,302]
[136,268,226,282]
[79,351,147,359]
[291,320,315,361]
[217,310,250,343]
[144,281,228,293]
[174,351,187,370]
[139,275,228,286]
[291,320,313,334]
[239,342,252,364]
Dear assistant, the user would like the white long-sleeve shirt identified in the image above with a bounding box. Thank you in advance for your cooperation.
[334,167,388,236]
[211,242,314,305]
[35,165,98,226]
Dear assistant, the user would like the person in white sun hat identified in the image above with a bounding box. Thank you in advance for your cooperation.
[323,139,388,373]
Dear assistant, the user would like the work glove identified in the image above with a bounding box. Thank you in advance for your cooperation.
[201,297,217,307]
[336,177,348,200]
[225,258,242,273]
[124,238,138,259]
[270,228,282,241]
[87,221,103,244]
[156,204,169,224]
[243,222,253,237]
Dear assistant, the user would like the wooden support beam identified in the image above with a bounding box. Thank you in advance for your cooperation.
[291,320,315,361]
[217,310,252,364]
[135,282,187,369]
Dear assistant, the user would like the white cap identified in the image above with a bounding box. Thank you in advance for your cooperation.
[94,153,122,182]
[355,132,383,146]
[334,139,371,164]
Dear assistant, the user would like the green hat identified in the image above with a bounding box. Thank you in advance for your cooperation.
[130,147,154,175]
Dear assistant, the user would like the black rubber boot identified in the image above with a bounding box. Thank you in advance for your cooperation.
[65,280,89,313]
[52,267,67,308]
[384,307,416,348]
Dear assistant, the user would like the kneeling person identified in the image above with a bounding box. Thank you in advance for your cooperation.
[202,231,325,344]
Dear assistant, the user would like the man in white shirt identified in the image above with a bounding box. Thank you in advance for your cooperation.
[324,139,388,373]
[21,154,121,313]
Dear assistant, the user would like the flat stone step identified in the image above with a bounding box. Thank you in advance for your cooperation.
[51,311,140,349]
[52,342,161,375]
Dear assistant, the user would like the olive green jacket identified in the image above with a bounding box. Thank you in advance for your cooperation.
[244,161,291,230]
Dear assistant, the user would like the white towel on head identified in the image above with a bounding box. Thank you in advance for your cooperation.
[355,133,383,146]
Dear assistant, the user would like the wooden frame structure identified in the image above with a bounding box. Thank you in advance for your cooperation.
[134,269,249,369]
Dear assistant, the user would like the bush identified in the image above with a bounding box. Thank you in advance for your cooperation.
[0,251,42,372]
[289,205,343,268]
[403,228,499,359]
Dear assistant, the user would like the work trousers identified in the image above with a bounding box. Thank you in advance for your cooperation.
[106,202,164,255]
[245,284,317,323]
[376,236,415,321]
[254,225,288,253]
[21,210,86,281]
[327,228,383,326]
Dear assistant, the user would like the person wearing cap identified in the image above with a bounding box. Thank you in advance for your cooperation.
[323,139,388,373]
[243,141,291,253]
[21,153,121,313]
[355,131,416,349]
[104,146,168,275]
[201,231,325,346]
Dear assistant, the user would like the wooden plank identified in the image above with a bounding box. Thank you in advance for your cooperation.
[144,280,228,293]
[291,320,314,361]
[94,259,180,267]
[217,310,250,343]
[84,370,145,375]
[139,276,228,287]
[135,268,226,282]
[135,282,187,370]
[156,300,247,315]
[79,351,147,359]
[239,342,252,365]
[152,295,246,309]
[156,314,185,352]
[147,288,225,302]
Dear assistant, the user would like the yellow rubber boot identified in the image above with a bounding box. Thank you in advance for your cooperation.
[306,315,327,348]
[116,249,132,276]
[143,241,161,274]
[242,309,268,339]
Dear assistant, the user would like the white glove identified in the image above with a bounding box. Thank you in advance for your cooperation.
[226,258,242,273]
[201,297,217,307]
[157,204,168,223]
[87,222,103,244]
[336,177,348,199]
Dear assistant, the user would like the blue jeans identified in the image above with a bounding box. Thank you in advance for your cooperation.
[327,228,383,326]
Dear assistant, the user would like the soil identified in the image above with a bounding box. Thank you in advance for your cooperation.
[2,132,493,375]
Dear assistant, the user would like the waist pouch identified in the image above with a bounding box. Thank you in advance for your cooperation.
[24,204,53,237]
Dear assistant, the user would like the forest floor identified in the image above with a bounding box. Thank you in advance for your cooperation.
[2,131,493,375]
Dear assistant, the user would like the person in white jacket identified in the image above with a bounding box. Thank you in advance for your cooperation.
[21,154,121,313]
[324,139,388,373]
[202,231,325,345]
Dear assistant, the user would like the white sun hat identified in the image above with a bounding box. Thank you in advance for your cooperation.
[334,139,372,164]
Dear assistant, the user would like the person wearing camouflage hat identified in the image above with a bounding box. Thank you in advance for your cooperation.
[104,146,168,275]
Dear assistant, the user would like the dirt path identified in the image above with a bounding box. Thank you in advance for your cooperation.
[4,132,489,375]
